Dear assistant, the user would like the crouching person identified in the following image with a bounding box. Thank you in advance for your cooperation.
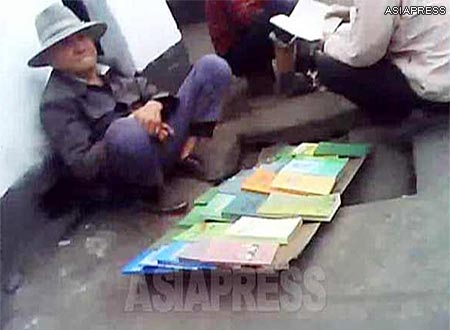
[30,4,232,213]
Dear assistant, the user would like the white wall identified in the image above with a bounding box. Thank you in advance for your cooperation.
[85,0,182,73]
[0,0,56,197]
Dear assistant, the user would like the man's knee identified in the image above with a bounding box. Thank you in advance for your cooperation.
[314,52,353,89]
[195,54,232,87]
[104,117,148,156]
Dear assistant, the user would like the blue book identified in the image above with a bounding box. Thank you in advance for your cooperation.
[121,249,173,275]
[142,242,216,271]
[221,191,267,219]
[217,169,256,195]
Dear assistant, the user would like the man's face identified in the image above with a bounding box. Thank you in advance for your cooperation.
[48,33,98,74]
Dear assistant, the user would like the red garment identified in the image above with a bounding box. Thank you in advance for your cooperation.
[206,0,267,56]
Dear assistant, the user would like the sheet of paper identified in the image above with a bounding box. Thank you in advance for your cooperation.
[270,0,342,41]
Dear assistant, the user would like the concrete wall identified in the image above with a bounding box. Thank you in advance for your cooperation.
[0,0,57,198]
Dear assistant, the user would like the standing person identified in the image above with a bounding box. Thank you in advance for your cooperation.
[30,4,232,213]
[313,0,450,122]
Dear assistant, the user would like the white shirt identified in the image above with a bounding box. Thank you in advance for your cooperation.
[324,0,450,103]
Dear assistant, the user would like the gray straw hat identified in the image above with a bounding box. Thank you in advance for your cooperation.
[28,3,107,68]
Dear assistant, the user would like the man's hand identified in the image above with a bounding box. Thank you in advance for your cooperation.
[157,122,175,143]
[325,4,351,23]
[133,100,163,135]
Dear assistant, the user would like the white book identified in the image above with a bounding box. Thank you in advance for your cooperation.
[270,0,342,41]
[225,216,303,245]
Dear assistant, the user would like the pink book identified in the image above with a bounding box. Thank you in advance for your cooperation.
[178,240,279,266]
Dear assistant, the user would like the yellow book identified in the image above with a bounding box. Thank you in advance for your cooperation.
[292,143,318,156]
[241,168,276,194]
[271,172,336,195]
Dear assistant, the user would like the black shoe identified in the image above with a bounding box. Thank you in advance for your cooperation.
[136,188,188,215]
[141,199,189,215]
[174,154,206,180]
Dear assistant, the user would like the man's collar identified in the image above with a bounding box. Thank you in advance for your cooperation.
[71,63,111,84]
[51,63,112,97]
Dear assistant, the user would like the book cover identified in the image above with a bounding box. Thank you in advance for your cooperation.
[274,145,296,160]
[172,223,231,242]
[258,193,341,221]
[281,158,348,178]
[200,193,237,221]
[271,172,336,195]
[260,159,291,173]
[292,143,318,156]
[217,169,256,195]
[315,142,371,158]
[225,216,302,245]
[178,206,207,227]
[241,168,276,194]
[140,242,215,271]
[178,240,279,266]
[122,248,173,275]
[221,191,268,219]
[194,187,219,206]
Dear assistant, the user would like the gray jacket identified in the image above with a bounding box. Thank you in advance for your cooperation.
[40,68,156,181]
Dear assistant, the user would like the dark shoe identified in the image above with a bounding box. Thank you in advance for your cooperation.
[278,72,315,97]
[174,154,206,180]
[116,184,189,215]
[142,199,189,215]
[138,192,188,215]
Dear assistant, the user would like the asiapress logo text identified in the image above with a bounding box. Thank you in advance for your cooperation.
[385,6,447,15]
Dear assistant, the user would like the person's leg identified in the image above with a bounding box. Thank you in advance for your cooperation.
[315,53,418,122]
[103,116,164,190]
[224,24,274,77]
[158,54,232,172]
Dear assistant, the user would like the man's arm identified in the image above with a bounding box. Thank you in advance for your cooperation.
[324,0,399,67]
[41,99,107,181]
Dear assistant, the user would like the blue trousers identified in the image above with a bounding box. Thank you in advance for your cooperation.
[103,55,232,188]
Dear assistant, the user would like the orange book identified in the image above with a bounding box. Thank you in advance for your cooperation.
[242,168,276,194]
[271,172,336,195]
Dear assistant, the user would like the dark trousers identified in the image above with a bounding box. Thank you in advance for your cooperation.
[103,55,232,189]
[223,0,297,77]
[314,52,449,123]
[223,20,275,77]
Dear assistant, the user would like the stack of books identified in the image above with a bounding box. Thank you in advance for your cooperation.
[123,141,371,274]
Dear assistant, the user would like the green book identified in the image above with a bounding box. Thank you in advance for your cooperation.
[281,157,348,178]
[194,187,219,206]
[275,145,296,160]
[200,193,237,222]
[221,192,268,219]
[172,223,231,242]
[178,206,207,227]
[314,142,371,158]
[257,193,341,222]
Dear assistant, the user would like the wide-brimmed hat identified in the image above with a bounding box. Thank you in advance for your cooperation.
[28,3,107,68]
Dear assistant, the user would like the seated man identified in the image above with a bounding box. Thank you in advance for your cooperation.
[312,0,449,123]
[29,4,232,213]
[206,0,296,79]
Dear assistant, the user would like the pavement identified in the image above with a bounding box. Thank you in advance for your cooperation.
[2,22,449,330]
